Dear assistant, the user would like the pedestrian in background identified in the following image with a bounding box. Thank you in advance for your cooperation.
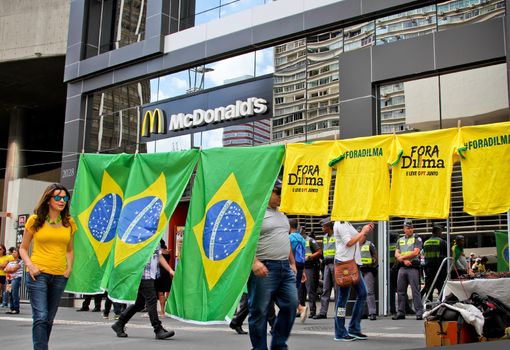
[19,183,76,350]
[111,243,175,340]
[76,293,102,312]
[359,232,378,320]
[299,226,322,319]
[0,244,14,307]
[333,221,374,341]
[451,235,471,278]
[289,218,308,322]
[4,247,24,314]
[155,239,172,317]
[315,217,335,319]
[247,180,298,350]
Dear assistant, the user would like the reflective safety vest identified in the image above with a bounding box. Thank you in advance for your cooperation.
[398,235,420,264]
[305,238,312,257]
[389,243,396,264]
[361,241,375,267]
[423,237,441,259]
[322,235,336,259]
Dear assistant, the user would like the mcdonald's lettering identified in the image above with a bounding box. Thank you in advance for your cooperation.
[141,108,166,137]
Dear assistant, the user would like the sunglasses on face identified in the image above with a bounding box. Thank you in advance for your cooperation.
[53,195,69,202]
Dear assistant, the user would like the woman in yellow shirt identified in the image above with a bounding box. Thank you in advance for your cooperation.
[20,183,76,350]
[0,243,14,303]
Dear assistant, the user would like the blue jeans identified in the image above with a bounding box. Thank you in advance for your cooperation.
[334,265,367,339]
[10,277,21,312]
[248,260,298,350]
[26,273,68,350]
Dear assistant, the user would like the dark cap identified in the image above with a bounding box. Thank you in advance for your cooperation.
[432,225,443,235]
[455,235,464,241]
[319,217,332,226]
[273,178,282,190]
[403,219,413,228]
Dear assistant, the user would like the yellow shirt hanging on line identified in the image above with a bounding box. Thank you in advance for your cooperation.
[388,128,461,219]
[280,142,335,215]
[330,135,393,221]
[458,121,510,216]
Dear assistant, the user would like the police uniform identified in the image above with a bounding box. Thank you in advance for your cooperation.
[388,240,398,315]
[421,233,447,301]
[317,234,336,317]
[298,235,321,317]
[360,240,377,319]
[395,233,424,319]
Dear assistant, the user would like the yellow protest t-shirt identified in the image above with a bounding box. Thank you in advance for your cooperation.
[388,128,461,219]
[330,135,393,221]
[26,214,77,275]
[458,121,510,216]
[280,142,335,215]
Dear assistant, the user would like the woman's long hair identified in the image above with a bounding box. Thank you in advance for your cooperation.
[32,183,72,232]
[0,244,6,257]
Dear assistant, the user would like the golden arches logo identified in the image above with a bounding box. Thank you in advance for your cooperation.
[141,108,166,137]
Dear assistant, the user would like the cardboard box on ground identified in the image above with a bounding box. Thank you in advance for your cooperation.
[425,321,478,347]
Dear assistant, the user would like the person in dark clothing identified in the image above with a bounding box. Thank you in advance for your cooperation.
[420,225,447,302]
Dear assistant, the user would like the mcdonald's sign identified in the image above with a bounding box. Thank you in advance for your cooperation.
[141,108,166,137]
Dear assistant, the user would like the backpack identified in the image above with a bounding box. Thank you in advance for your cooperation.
[470,292,510,338]
[290,233,306,265]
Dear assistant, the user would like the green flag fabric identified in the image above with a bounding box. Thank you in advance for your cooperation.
[495,231,509,272]
[167,145,285,324]
[66,151,199,302]
[106,151,199,302]
[66,153,133,294]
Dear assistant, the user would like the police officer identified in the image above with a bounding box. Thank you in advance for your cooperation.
[360,234,378,320]
[420,225,447,302]
[314,217,335,319]
[298,226,322,319]
[392,220,424,320]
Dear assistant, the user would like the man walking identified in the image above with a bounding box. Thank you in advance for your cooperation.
[247,180,298,350]
[392,220,424,320]
[314,218,335,319]
[111,245,175,339]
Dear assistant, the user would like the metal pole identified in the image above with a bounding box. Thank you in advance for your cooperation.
[446,218,451,274]
[377,220,387,316]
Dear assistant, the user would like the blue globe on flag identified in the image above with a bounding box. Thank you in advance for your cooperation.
[117,196,163,244]
[202,200,246,261]
[88,193,122,243]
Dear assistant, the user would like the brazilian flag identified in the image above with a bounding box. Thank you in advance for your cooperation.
[167,145,284,323]
[495,231,509,272]
[66,154,134,294]
[106,151,199,302]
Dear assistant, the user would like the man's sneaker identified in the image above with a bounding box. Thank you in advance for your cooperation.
[102,313,109,319]
[334,335,356,342]
[111,322,128,338]
[392,314,405,320]
[348,332,368,340]
[155,328,175,340]
[113,314,120,320]
[92,307,101,312]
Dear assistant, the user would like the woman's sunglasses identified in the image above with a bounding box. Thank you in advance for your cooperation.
[53,195,69,202]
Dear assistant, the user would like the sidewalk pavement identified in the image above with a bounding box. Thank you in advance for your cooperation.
[0,304,428,350]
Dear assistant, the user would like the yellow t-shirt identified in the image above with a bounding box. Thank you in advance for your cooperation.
[458,121,510,216]
[330,135,393,221]
[280,141,335,215]
[0,255,14,276]
[26,214,77,275]
[388,128,461,219]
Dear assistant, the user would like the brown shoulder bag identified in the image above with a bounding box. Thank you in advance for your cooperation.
[334,245,360,288]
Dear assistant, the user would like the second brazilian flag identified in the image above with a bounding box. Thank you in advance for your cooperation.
[168,145,284,324]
